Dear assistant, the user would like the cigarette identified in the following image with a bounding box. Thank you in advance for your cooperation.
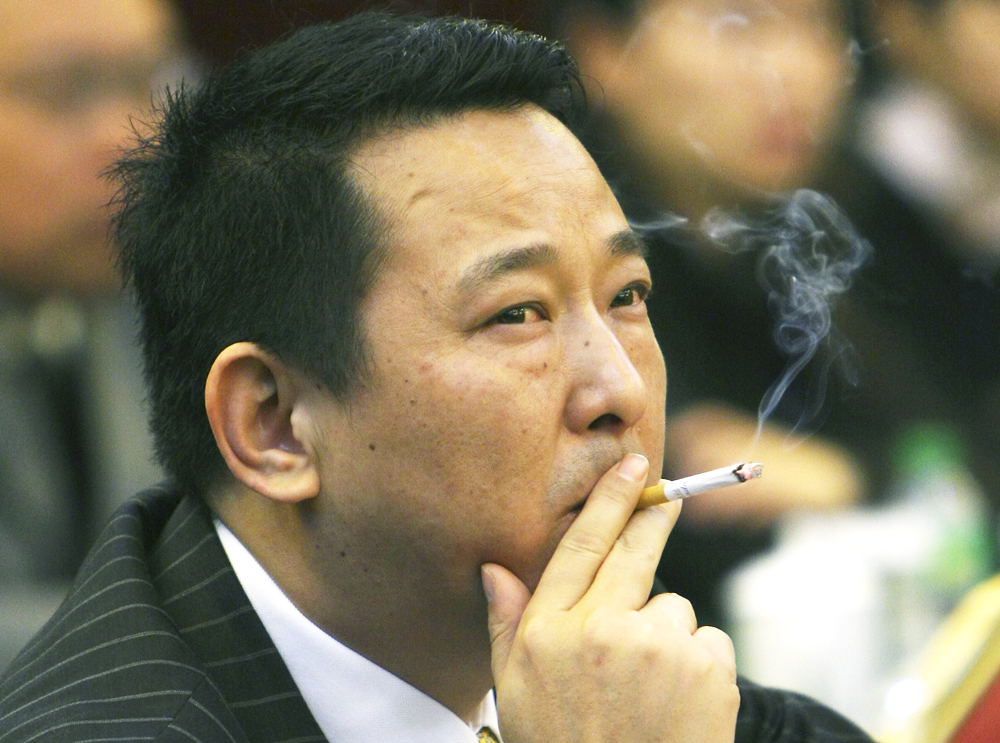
[637,462,763,509]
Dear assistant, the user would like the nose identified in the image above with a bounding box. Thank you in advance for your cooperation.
[563,310,649,435]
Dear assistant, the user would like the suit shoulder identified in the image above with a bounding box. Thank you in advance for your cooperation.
[736,676,874,743]
[0,487,242,741]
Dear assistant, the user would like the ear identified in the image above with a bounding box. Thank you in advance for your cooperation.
[205,342,321,503]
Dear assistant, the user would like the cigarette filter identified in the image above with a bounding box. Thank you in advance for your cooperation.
[637,462,763,510]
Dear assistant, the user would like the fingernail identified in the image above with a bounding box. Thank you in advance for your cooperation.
[481,565,495,603]
[618,453,649,482]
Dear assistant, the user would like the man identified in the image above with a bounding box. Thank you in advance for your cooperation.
[0,13,873,742]
[0,0,182,668]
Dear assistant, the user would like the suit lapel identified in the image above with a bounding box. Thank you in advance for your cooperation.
[149,495,326,743]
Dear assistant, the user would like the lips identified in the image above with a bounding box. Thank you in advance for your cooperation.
[759,115,815,160]
[559,446,635,514]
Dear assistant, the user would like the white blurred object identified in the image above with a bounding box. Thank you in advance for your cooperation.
[726,511,890,731]
[725,425,992,734]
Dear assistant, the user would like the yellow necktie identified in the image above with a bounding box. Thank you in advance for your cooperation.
[477,727,500,742]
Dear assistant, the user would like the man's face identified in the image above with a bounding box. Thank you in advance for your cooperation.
[312,106,666,596]
[0,0,180,296]
[596,0,851,207]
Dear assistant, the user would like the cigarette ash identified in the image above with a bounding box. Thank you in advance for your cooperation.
[700,189,872,440]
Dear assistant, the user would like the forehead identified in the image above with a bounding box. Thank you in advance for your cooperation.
[0,0,177,69]
[351,106,629,276]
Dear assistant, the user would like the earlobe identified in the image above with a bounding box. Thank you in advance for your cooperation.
[205,342,321,503]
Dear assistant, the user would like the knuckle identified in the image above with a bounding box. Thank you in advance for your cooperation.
[559,525,610,562]
[580,606,616,645]
[615,526,664,562]
[516,615,562,671]
[605,479,637,508]
[579,607,629,668]
[669,593,695,618]
[518,615,553,653]
[652,591,696,622]
[591,475,638,513]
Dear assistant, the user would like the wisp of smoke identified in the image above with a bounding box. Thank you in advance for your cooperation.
[627,213,690,233]
[700,189,872,440]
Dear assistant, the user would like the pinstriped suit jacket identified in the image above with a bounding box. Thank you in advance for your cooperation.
[0,486,324,742]
[0,485,873,742]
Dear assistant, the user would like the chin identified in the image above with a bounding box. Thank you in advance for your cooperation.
[528,508,583,590]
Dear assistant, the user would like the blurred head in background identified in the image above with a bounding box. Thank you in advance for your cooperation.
[0,0,184,299]
[871,0,1000,143]
[556,0,856,218]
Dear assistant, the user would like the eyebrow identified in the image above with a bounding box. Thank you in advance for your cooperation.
[607,228,649,260]
[457,229,647,295]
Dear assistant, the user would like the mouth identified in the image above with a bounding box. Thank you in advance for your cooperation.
[759,117,815,160]
[558,446,639,515]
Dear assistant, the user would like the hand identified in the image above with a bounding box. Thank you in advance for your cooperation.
[482,453,739,743]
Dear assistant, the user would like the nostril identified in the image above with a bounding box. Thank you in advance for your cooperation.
[588,413,622,431]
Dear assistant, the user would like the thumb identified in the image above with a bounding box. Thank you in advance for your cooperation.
[481,562,531,679]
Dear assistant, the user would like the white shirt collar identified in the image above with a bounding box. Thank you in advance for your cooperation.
[214,520,501,743]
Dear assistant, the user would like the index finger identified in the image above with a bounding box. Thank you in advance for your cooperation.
[526,453,652,613]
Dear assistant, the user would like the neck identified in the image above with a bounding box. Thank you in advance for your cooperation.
[215,489,495,722]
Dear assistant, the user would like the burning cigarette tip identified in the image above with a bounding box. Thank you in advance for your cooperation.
[734,462,764,482]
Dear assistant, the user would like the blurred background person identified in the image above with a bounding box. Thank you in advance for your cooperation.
[0,0,187,668]
[808,2,1000,720]
[551,0,868,630]
[825,0,1000,516]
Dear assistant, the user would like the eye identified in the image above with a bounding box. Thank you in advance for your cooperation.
[493,304,545,325]
[610,284,650,309]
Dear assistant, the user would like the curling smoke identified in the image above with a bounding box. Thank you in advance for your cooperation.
[700,189,872,439]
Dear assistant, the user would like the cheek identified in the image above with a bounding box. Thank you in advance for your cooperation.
[385,358,566,574]
[795,48,852,123]
[381,351,564,495]
[630,333,668,449]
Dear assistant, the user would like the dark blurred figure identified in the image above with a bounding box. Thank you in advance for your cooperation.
[551,0,868,628]
[822,0,1000,514]
[0,0,185,666]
